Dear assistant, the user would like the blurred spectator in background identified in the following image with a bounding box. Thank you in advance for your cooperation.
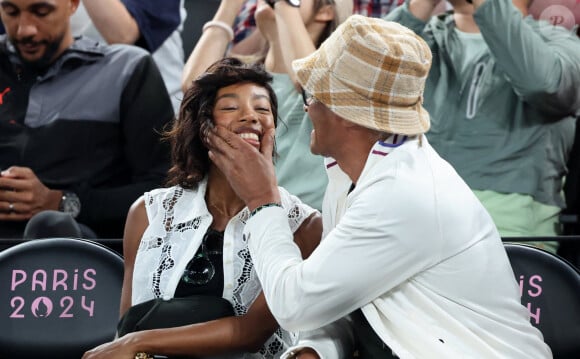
[229,0,269,57]
[354,0,404,17]
[70,0,186,113]
[353,0,450,17]
[529,0,579,33]
[386,0,580,253]
[0,1,186,112]
[0,0,173,239]
[232,0,258,47]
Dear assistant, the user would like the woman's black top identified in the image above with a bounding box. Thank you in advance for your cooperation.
[174,228,224,298]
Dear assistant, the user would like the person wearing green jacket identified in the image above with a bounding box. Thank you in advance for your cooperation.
[386,0,580,252]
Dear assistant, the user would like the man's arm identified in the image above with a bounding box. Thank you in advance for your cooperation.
[244,191,438,332]
[206,126,441,332]
[282,317,355,359]
[270,1,318,87]
[384,0,440,34]
[407,0,442,22]
[81,0,140,45]
[472,0,580,116]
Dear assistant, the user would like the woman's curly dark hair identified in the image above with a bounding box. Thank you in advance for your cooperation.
[164,57,278,190]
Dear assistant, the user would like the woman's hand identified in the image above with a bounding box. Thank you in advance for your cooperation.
[296,348,321,358]
[81,335,138,359]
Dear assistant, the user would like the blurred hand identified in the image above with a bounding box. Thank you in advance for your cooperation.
[0,166,61,221]
[255,0,278,44]
[409,0,443,21]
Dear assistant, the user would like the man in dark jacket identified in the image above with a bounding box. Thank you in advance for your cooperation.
[0,0,174,239]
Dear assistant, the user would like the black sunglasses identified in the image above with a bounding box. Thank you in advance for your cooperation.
[301,88,314,107]
[181,229,224,286]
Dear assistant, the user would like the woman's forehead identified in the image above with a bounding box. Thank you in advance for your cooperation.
[215,83,271,99]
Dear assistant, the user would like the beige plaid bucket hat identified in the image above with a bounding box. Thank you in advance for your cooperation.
[292,15,432,135]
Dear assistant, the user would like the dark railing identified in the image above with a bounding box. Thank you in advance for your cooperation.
[2,235,579,268]
[502,235,580,243]
[0,237,123,256]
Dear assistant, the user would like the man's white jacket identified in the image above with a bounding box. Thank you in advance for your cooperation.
[244,135,551,358]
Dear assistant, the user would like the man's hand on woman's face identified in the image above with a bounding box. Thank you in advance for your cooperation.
[206,125,281,211]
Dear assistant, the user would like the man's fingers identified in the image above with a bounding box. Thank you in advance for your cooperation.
[205,132,229,160]
[207,125,258,155]
[206,125,235,155]
[1,166,31,178]
[0,176,30,192]
[0,166,34,193]
[206,126,238,174]
[214,125,252,151]
[261,128,275,163]
[208,149,226,172]
[206,125,275,171]
[0,189,21,203]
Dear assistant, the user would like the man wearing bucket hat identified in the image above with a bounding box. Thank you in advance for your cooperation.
[206,15,551,358]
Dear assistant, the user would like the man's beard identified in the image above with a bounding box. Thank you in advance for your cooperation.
[12,31,65,70]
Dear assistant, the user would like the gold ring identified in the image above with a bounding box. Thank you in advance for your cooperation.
[134,352,154,359]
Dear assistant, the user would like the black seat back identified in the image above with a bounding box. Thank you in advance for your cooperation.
[504,243,580,358]
[0,238,124,358]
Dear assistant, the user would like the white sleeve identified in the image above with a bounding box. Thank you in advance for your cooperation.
[245,175,441,332]
[279,186,317,233]
[280,317,354,359]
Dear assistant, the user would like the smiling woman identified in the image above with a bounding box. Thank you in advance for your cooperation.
[211,82,275,151]
[81,57,322,359]
[167,57,279,190]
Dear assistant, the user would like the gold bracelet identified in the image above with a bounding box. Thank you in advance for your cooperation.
[135,352,154,359]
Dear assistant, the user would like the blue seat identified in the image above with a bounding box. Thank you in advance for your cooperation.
[0,237,124,358]
[504,243,580,358]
